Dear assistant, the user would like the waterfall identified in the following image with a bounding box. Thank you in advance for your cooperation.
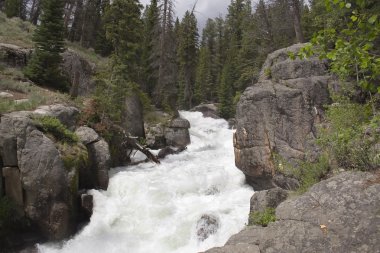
[39,111,253,253]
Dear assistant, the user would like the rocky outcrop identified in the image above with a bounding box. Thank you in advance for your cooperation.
[234,44,334,190]
[61,49,96,97]
[0,106,110,245]
[0,43,32,68]
[165,117,191,148]
[0,112,73,239]
[204,171,380,253]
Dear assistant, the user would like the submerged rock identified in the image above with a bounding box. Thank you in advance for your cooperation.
[204,171,380,253]
[191,103,220,119]
[196,214,220,241]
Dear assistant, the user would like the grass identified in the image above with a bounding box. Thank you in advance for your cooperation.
[248,208,276,227]
[0,11,34,48]
[66,41,109,70]
[33,116,79,143]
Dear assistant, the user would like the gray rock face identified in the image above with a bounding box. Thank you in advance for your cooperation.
[122,94,145,138]
[61,49,96,97]
[75,126,100,145]
[204,172,380,253]
[165,118,191,148]
[0,43,32,68]
[87,139,110,190]
[34,104,80,129]
[234,44,333,190]
[20,129,72,239]
[2,167,24,215]
[250,188,288,213]
[145,123,166,149]
[191,103,220,119]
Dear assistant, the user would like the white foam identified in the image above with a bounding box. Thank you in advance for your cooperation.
[38,111,253,253]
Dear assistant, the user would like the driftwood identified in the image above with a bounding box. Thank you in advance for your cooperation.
[111,124,161,164]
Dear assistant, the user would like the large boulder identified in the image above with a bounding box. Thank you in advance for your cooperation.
[165,118,191,148]
[0,112,74,240]
[204,171,380,253]
[234,44,334,190]
[61,49,96,97]
[33,104,80,129]
[121,94,145,138]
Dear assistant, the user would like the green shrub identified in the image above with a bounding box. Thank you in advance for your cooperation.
[34,116,78,143]
[248,208,276,227]
[318,100,379,171]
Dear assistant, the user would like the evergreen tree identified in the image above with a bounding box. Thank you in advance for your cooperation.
[94,0,113,56]
[24,0,67,90]
[218,56,235,119]
[141,0,160,95]
[177,10,199,109]
[4,0,21,18]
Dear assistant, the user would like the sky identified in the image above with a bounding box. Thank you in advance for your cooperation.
[140,0,231,31]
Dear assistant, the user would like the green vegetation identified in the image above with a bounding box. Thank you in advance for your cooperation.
[0,197,29,249]
[24,0,67,90]
[0,11,34,47]
[34,116,78,143]
[58,142,88,171]
[248,208,276,227]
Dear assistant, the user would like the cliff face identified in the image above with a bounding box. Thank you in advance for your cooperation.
[234,44,334,190]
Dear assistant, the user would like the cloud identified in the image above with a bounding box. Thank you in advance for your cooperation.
[140,0,231,30]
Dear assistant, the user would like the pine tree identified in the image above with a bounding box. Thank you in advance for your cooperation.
[141,0,160,95]
[218,56,234,119]
[24,0,67,90]
[4,0,21,18]
[177,10,199,109]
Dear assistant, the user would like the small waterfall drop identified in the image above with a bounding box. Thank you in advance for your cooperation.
[39,111,254,253]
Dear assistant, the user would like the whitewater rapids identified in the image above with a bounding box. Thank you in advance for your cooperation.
[39,111,254,253]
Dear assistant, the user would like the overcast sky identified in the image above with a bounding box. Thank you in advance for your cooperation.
[140,0,231,31]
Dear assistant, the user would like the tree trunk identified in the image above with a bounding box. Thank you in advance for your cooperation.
[291,0,305,43]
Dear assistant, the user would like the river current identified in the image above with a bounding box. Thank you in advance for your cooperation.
[39,111,253,253]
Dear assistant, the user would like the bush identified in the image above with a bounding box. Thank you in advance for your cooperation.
[34,116,78,143]
[318,100,379,171]
[248,208,276,227]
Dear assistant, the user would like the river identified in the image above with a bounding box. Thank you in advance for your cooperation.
[39,111,254,253]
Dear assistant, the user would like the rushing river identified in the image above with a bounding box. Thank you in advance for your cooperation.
[39,111,254,253]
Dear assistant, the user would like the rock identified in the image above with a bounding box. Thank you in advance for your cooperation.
[165,118,191,148]
[14,99,29,104]
[75,126,100,145]
[122,94,145,138]
[0,134,17,166]
[205,244,260,253]
[234,44,333,190]
[20,129,73,239]
[204,172,380,253]
[145,123,166,149]
[196,214,220,241]
[86,139,110,190]
[80,193,93,216]
[61,49,96,97]
[157,146,186,159]
[0,43,32,68]
[191,103,220,119]
[2,167,24,215]
[0,91,13,98]
[33,104,80,129]
[227,118,236,129]
[250,188,288,213]
[273,173,300,190]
